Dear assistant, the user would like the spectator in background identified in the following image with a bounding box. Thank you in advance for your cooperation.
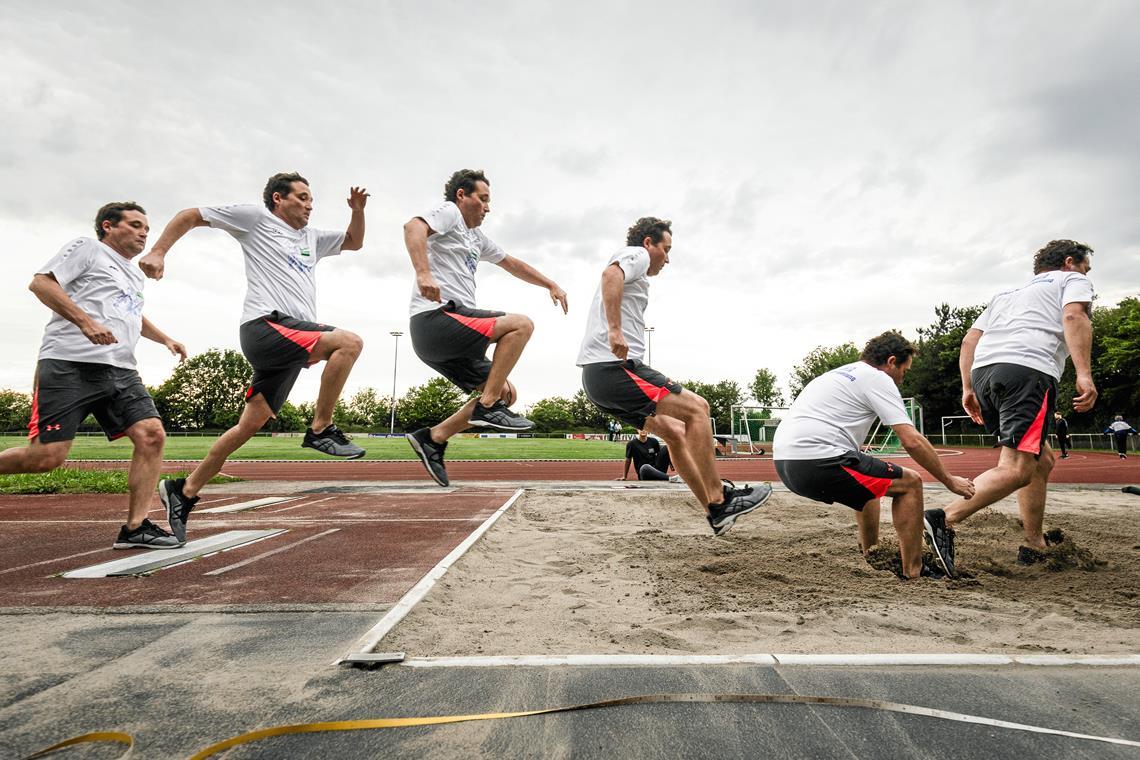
[1054,412,1070,458]
[1105,415,1137,459]
[621,429,673,480]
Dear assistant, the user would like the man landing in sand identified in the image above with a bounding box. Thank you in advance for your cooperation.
[577,217,771,535]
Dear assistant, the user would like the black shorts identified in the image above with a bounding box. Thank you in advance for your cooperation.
[775,451,903,511]
[409,301,506,393]
[971,363,1056,456]
[581,360,684,429]
[240,311,336,414]
[29,359,159,444]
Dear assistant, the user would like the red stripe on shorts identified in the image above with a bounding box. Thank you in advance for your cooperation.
[1017,390,1050,454]
[841,466,892,499]
[267,320,323,352]
[445,310,497,338]
[623,367,672,403]
[27,387,40,440]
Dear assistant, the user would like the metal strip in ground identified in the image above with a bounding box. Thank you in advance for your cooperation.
[62,530,287,578]
[204,529,340,576]
[399,653,1139,668]
[337,488,525,665]
[196,497,298,514]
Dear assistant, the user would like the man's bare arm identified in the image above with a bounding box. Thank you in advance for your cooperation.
[141,316,187,361]
[342,187,369,251]
[138,209,209,280]
[403,218,441,303]
[28,273,116,345]
[601,264,627,360]
[1063,302,1096,412]
[959,328,984,424]
[895,423,974,498]
[496,255,568,313]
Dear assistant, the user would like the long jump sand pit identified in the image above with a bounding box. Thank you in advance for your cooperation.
[384,487,1139,656]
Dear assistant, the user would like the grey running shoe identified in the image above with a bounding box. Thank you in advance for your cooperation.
[468,400,535,431]
[113,519,183,550]
[707,481,773,536]
[406,427,449,487]
[160,477,199,543]
[302,424,366,459]
[923,508,957,578]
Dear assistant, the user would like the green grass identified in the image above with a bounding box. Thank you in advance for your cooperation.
[0,435,627,462]
[0,469,242,495]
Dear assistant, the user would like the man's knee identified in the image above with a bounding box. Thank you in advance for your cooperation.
[512,315,534,337]
[131,419,166,453]
[338,330,364,357]
[897,467,922,491]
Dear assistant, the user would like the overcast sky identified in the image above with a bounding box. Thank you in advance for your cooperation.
[3,1,1137,413]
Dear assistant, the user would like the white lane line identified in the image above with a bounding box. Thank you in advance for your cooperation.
[197,497,298,514]
[337,487,525,665]
[204,529,340,576]
[1,547,109,575]
[62,530,287,578]
[400,653,1140,668]
[267,495,337,513]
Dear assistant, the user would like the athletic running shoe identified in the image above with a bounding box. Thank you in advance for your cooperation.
[160,477,200,543]
[406,427,449,487]
[302,424,366,459]
[922,508,957,578]
[707,481,773,535]
[113,519,183,549]
[1017,545,1047,565]
[899,560,946,580]
[468,401,535,431]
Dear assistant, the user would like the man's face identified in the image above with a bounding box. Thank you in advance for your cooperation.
[273,181,313,229]
[882,355,913,387]
[638,430,648,441]
[644,231,671,276]
[102,210,149,256]
[456,181,491,228]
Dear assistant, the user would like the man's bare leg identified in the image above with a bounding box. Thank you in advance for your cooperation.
[0,438,71,474]
[885,469,925,578]
[123,418,166,529]
[308,329,364,433]
[855,498,880,553]
[647,392,722,508]
[944,446,1037,528]
[479,314,533,407]
[183,396,274,499]
[1016,444,1054,550]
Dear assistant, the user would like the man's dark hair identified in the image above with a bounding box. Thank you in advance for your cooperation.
[861,330,917,367]
[262,172,309,211]
[1033,239,1092,274]
[626,217,672,247]
[94,202,146,240]
[444,169,489,203]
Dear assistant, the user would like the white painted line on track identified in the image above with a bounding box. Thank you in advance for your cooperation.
[204,528,340,575]
[197,496,298,514]
[337,487,526,665]
[62,530,287,577]
[400,653,1140,668]
[266,495,337,513]
[1,547,109,575]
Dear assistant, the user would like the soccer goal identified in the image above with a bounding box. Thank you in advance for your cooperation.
[729,405,791,455]
[864,397,923,455]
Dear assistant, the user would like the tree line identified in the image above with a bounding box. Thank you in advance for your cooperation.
[0,297,1135,435]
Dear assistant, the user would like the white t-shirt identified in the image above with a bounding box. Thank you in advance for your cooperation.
[773,361,912,460]
[37,237,146,370]
[200,204,345,324]
[577,247,651,366]
[971,271,1094,380]
[1108,421,1135,433]
[408,202,506,316]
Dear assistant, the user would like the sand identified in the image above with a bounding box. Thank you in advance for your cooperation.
[383,486,1140,656]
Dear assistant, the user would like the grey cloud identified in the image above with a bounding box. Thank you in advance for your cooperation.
[545,146,613,178]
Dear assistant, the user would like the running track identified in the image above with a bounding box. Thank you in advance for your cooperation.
[72,449,1140,484]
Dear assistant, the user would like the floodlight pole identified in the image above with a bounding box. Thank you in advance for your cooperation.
[645,326,655,365]
[389,331,403,435]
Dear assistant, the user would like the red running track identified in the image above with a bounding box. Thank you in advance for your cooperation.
[73,450,1140,484]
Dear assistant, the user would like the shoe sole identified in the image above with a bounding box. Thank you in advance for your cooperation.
[405,433,449,487]
[923,516,958,579]
[711,485,773,532]
[712,516,737,536]
[158,481,187,543]
[301,441,366,460]
[467,418,535,432]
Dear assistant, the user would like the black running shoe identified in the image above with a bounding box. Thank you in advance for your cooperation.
[899,560,946,580]
[707,481,773,535]
[113,519,183,550]
[923,508,957,578]
[159,477,199,543]
[468,400,535,431]
[406,427,449,486]
[302,424,366,459]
